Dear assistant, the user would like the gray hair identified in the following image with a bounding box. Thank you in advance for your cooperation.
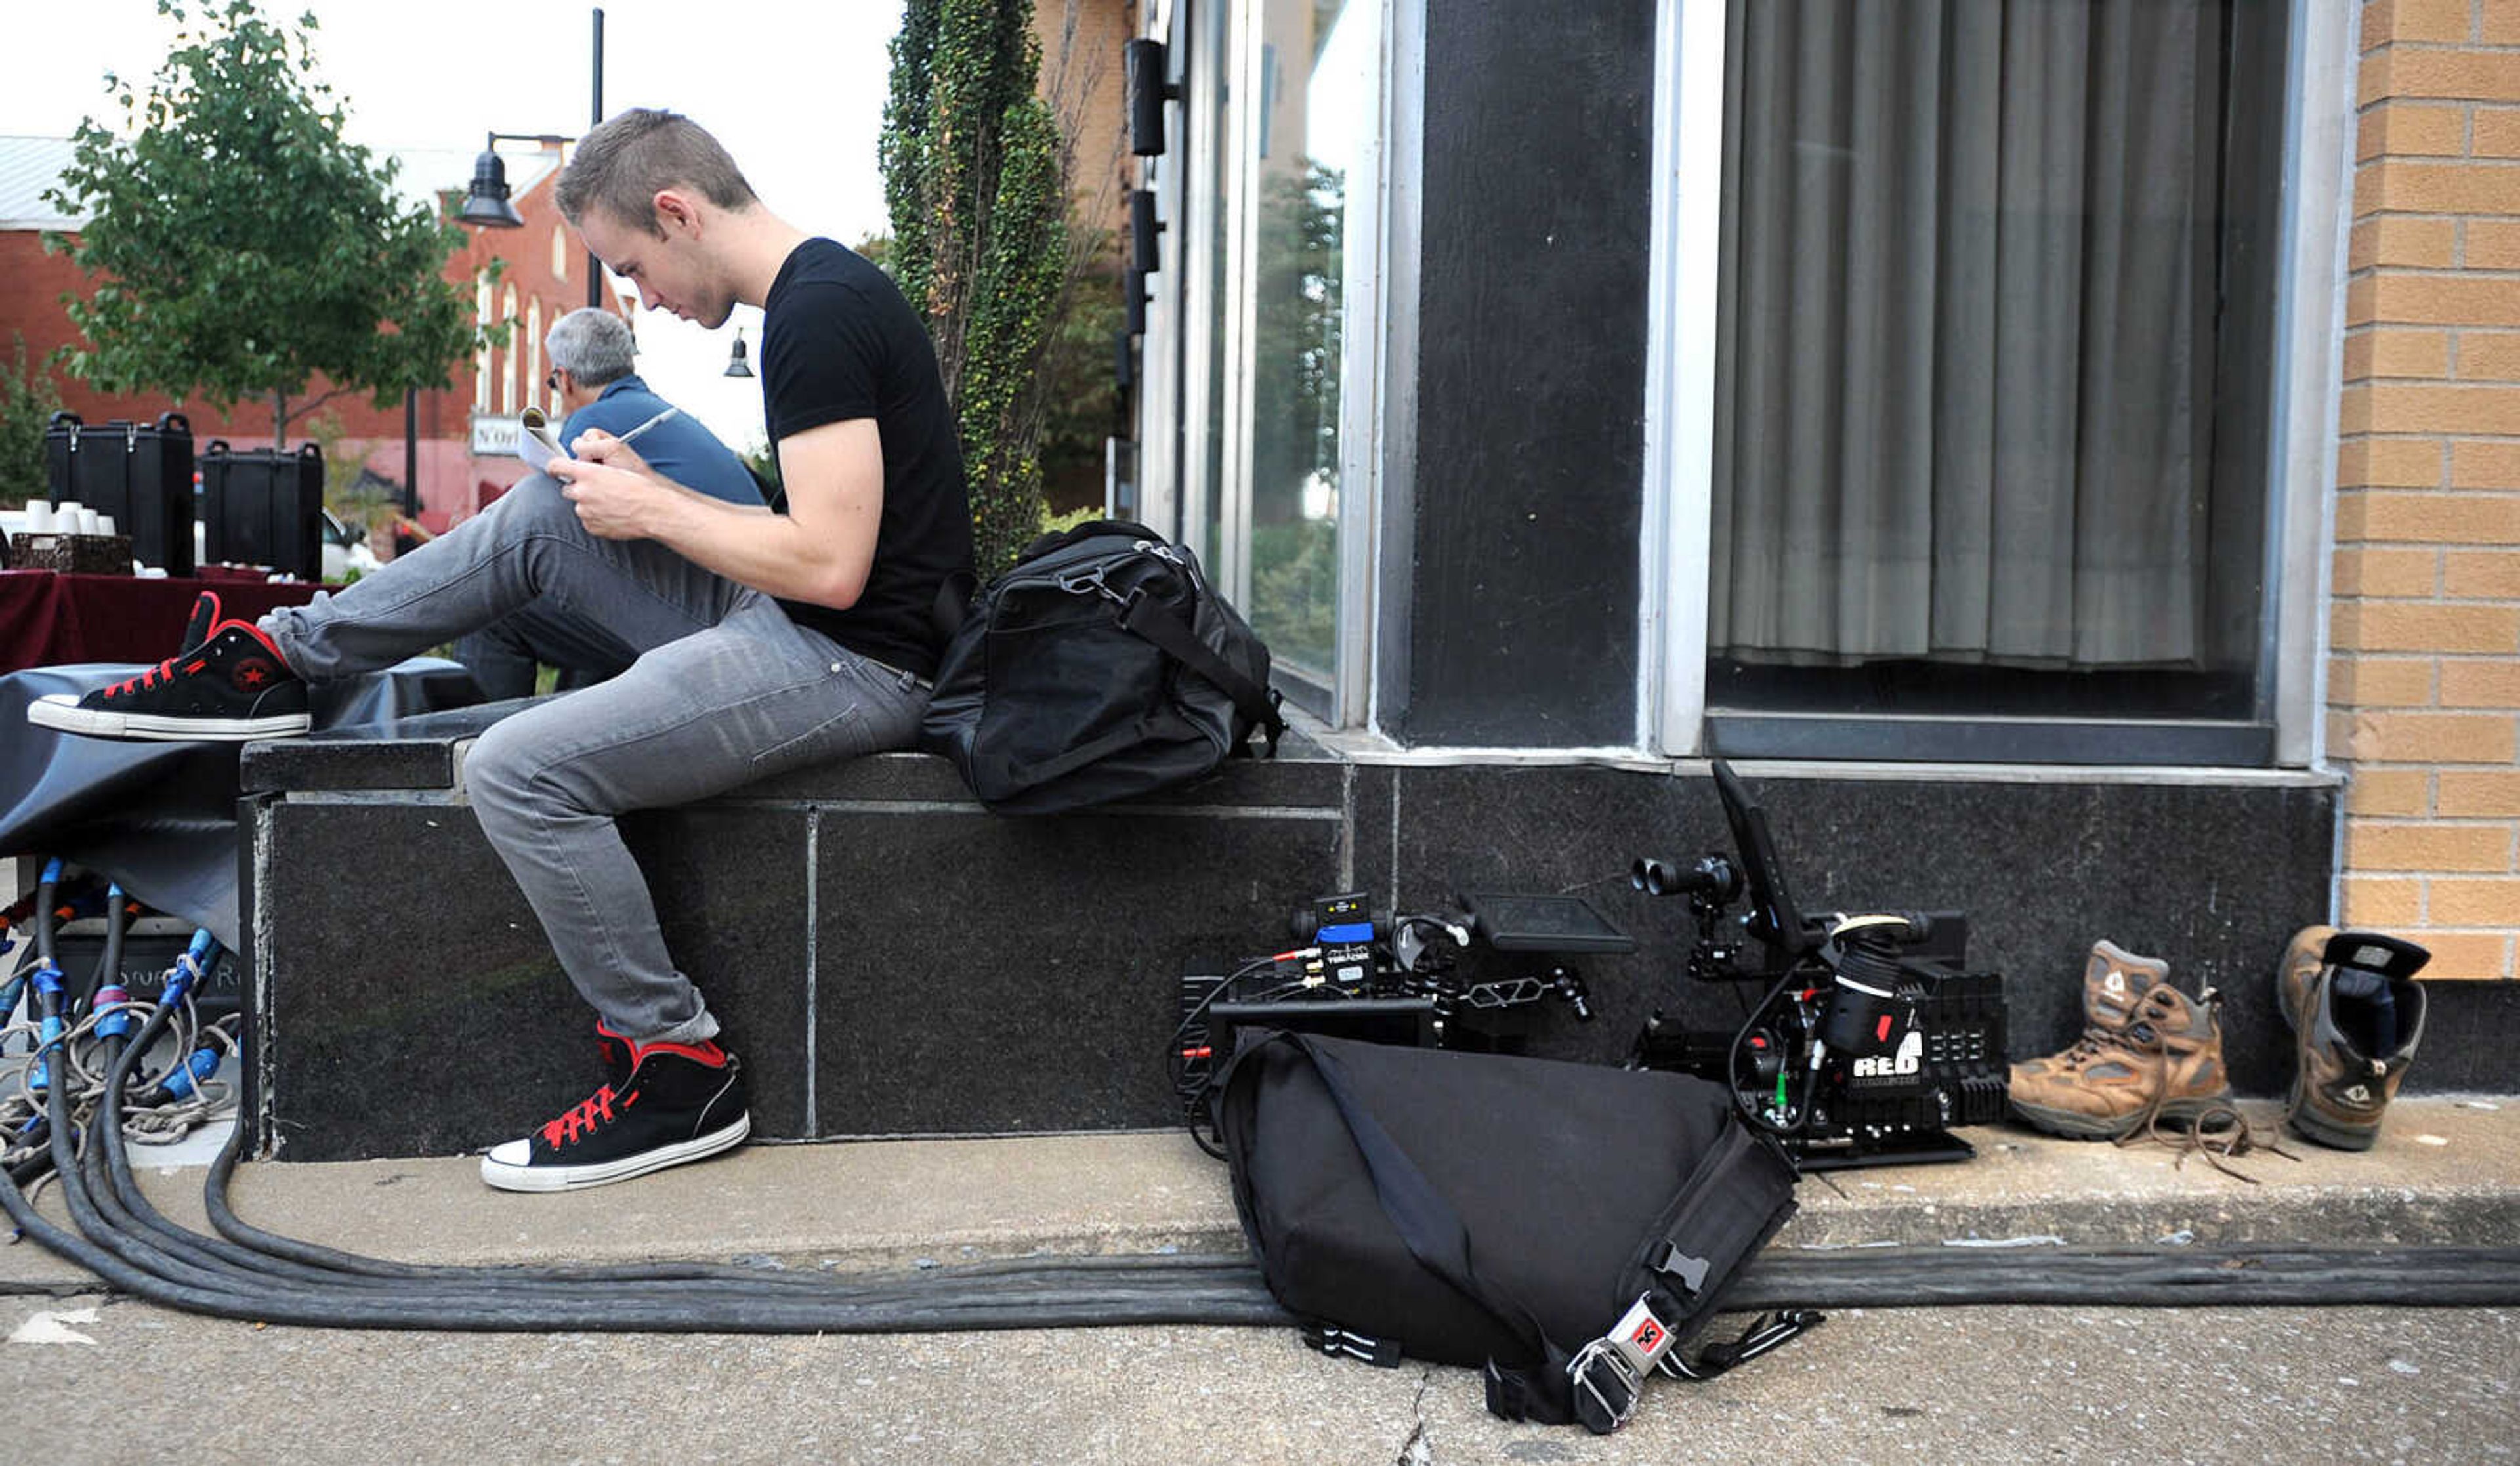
[556,108,757,236]
[544,308,637,387]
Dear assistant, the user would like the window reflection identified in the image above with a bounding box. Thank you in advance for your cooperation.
[1246,0,1368,684]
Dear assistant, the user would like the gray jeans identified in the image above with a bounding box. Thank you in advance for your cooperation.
[260,474,927,1045]
[449,601,629,701]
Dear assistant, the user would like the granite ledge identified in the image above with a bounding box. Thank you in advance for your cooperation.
[244,699,1337,806]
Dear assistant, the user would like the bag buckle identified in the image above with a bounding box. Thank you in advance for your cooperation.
[1566,1293,1677,1433]
[1651,1243,1712,1297]
[1055,566,1125,604]
[1299,1321,1401,1368]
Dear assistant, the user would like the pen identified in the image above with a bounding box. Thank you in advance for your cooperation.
[615,406,681,447]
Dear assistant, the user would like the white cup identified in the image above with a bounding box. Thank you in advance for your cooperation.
[95,514,116,536]
[54,501,81,532]
[77,509,100,535]
[25,502,56,534]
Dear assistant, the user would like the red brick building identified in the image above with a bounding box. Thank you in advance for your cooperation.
[1,136,621,529]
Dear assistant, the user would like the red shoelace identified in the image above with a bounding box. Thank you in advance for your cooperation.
[540,1085,628,1149]
[104,653,204,700]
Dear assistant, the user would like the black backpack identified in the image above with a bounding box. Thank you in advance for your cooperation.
[1215,1032,1813,1433]
[920,520,1286,814]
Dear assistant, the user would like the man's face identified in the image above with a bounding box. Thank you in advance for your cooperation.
[576,200,734,329]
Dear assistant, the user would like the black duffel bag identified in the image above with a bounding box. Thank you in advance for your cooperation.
[921,520,1285,814]
[1215,1032,1813,1433]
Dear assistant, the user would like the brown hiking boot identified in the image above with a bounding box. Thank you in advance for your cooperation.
[2012,940,2169,1083]
[2277,926,2430,1151]
[2008,981,2233,1141]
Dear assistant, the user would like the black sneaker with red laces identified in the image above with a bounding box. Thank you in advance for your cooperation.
[480,1037,751,1193]
[595,1017,635,1089]
[27,591,310,742]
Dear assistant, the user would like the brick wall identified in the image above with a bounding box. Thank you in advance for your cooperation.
[5,146,595,526]
[2334,0,2520,979]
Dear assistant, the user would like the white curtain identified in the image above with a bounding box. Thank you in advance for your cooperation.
[1710,0,2225,669]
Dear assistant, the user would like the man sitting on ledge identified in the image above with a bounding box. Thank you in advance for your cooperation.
[28,108,975,1194]
[455,304,766,700]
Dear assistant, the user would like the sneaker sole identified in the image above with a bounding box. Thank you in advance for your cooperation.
[2009,1095,2236,1142]
[28,695,308,742]
[479,1113,752,1193]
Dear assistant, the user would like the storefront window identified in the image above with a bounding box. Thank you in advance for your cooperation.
[1706,0,2285,738]
[1238,0,1375,696]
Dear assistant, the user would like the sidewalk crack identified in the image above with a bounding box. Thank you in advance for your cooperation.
[1395,1367,1435,1465]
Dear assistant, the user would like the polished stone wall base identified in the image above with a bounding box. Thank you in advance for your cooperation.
[236,731,2469,1163]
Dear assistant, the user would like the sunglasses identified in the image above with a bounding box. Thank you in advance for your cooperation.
[545,369,563,392]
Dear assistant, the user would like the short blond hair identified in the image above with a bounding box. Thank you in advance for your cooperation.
[556,108,757,237]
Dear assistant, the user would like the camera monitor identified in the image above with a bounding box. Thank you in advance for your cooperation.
[1710,759,1814,958]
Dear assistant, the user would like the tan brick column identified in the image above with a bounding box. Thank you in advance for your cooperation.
[2334,0,2520,979]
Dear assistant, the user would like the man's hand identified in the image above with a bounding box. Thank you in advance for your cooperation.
[568,426,658,481]
[548,456,665,541]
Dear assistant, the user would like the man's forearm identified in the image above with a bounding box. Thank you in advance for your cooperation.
[640,482,867,607]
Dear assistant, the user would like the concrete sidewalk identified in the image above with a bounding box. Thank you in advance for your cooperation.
[5,1095,2511,1289]
[2,1098,2513,1464]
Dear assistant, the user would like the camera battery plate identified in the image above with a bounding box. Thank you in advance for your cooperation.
[1457,892,1637,954]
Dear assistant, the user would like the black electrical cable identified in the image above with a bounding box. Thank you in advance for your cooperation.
[1727,963,1813,1141]
[1169,950,1307,1158]
[7,877,2518,1336]
[0,967,1291,1331]
[1728,1244,2520,1309]
[76,883,127,1018]
[79,1003,1264,1312]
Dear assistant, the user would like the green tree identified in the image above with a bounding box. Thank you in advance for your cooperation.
[0,335,66,509]
[1035,229,1122,514]
[882,0,1072,577]
[43,1,492,447]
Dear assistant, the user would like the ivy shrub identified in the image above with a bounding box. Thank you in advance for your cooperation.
[882,0,1072,579]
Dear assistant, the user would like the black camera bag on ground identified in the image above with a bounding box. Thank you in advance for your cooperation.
[1215,1031,1810,1433]
[921,520,1284,814]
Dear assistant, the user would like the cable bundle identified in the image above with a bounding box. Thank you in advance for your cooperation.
[0,858,1293,1332]
[0,869,239,1196]
[1,859,2515,1339]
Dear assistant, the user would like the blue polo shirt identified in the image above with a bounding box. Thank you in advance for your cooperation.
[562,375,763,507]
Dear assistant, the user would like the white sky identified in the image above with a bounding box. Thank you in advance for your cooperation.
[0,0,906,455]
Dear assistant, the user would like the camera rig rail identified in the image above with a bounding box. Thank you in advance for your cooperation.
[1171,890,1634,1144]
[1628,761,2010,1172]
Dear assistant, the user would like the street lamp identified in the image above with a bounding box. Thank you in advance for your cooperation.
[423,10,606,531]
[725,331,754,379]
[459,133,574,230]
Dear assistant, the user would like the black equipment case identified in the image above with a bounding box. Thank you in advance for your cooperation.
[200,440,325,579]
[43,411,196,575]
[920,520,1284,814]
[1215,1032,1809,1433]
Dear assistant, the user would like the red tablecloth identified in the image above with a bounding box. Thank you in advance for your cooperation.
[0,570,331,674]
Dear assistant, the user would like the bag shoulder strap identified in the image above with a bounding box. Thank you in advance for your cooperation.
[932,568,977,642]
[1120,588,1286,751]
[1284,1035,1584,1424]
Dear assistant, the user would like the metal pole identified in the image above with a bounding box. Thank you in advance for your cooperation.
[403,387,419,518]
[587,7,605,310]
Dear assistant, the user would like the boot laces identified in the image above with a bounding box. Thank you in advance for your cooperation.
[2115,1091,2300,1184]
[2051,1022,2133,1070]
[2111,986,2295,1182]
[539,1085,620,1150]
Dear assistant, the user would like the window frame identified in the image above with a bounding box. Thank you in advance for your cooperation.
[1176,0,1395,728]
[1642,0,2353,768]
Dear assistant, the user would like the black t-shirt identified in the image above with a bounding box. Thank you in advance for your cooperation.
[762,238,971,679]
